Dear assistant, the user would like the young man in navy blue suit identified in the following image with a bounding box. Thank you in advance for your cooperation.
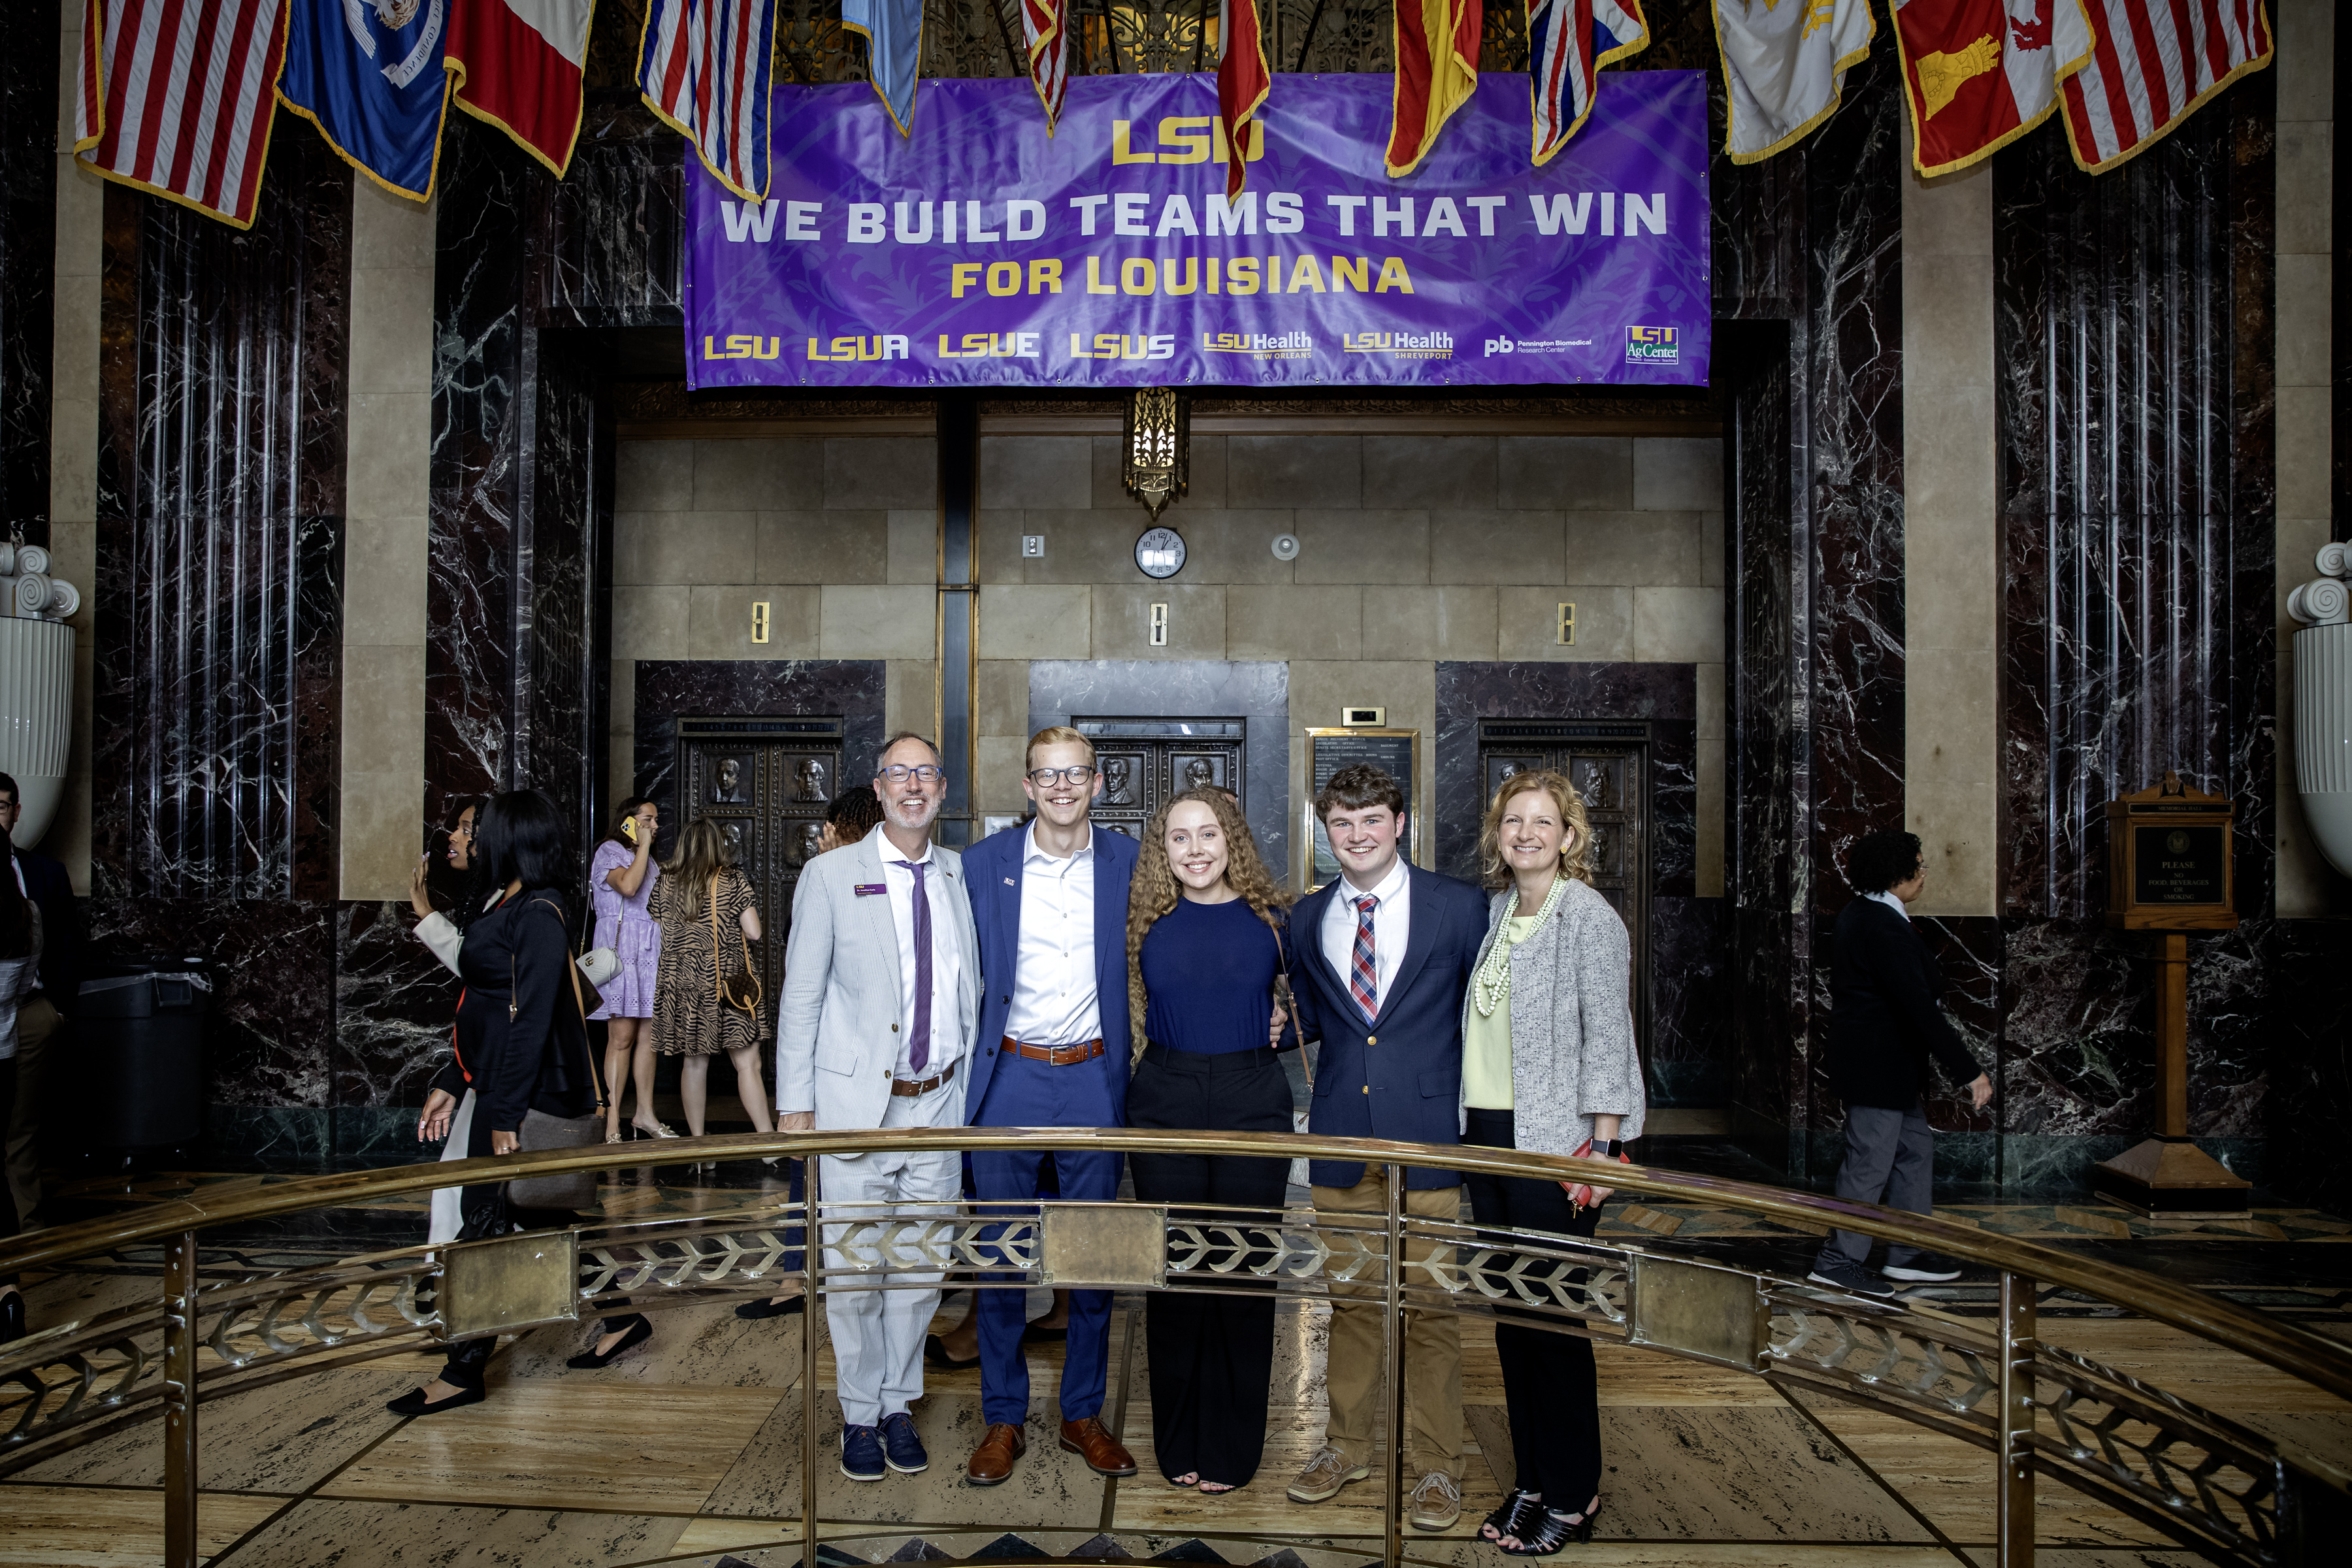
[957,726,1141,1485]
[1283,764,1487,1532]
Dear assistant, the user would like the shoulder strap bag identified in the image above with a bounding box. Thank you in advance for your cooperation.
[507,897,610,1213]
[713,873,763,1015]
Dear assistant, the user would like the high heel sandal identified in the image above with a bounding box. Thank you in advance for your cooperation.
[1481,1490,1543,1543]
[604,1131,623,1145]
[1498,1500,1601,1556]
[630,1119,680,1139]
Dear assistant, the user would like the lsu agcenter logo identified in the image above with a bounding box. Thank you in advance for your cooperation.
[1625,325,1680,365]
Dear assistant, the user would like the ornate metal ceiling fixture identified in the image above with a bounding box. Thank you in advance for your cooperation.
[1122,387,1189,518]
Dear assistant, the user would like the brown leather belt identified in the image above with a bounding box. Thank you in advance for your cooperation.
[890,1060,960,1097]
[1000,1036,1106,1066]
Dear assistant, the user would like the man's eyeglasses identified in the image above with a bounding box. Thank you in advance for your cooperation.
[879,764,947,785]
[1027,766,1097,787]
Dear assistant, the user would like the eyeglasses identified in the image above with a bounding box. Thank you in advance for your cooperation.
[1027,766,1097,787]
[879,764,947,785]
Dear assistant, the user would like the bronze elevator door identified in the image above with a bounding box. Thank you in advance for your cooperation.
[1071,717,1247,841]
[1475,719,1652,1073]
[676,715,847,1009]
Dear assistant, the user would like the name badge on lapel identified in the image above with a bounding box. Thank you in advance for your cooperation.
[854,883,889,897]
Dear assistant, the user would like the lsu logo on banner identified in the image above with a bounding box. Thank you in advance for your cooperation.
[705,335,782,361]
[805,334,912,362]
[1626,326,1679,365]
[1345,331,1452,360]
[1203,331,1313,360]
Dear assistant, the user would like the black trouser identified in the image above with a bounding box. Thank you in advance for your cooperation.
[1126,1043,1293,1487]
[1462,1109,1605,1511]
[0,1056,17,1289]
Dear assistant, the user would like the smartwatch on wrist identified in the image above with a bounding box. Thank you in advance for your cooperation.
[1594,1139,1629,1159]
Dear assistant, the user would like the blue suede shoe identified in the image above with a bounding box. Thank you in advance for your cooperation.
[879,1411,928,1475]
[840,1424,885,1482]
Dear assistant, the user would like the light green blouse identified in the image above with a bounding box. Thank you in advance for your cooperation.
[1462,914,1544,1110]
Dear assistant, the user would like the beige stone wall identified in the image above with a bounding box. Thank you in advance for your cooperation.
[1901,131,1999,919]
[613,432,1725,892]
[44,1,101,889]
[2274,0,2340,917]
[337,186,437,899]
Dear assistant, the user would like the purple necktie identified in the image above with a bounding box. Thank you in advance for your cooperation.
[892,859,933,1072]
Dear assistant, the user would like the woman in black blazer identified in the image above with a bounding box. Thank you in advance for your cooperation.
[392,790,642,1415]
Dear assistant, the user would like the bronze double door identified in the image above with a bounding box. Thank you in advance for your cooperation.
[1071,717,1246,840]
[674,717,847,1007]
[1477,719,1651,1068]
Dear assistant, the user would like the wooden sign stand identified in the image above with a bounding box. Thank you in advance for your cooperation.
[2089,772,2251,1216]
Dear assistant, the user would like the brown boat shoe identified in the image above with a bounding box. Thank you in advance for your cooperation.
[1058,1416,1139,1477]
[966,1422,1026,1485]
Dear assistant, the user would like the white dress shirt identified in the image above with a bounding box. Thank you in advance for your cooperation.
[1319,854,1412,1015]
[1002,821,1100,1047]
[873,826,966,1079]
[1865,889,1910,922]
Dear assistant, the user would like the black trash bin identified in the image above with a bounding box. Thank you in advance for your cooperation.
[77,956,210,1150]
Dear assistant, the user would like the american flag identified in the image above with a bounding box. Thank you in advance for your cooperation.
[2060,0,2272,173]
[1529,0,1650,166]
[1021,0,1070,132]
[637,0,777,202]
[74,0,289,230]
[1218,0,1270,195]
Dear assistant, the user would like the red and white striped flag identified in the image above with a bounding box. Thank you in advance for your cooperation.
[637,0,778,202]
[2061,0,2272,174]
[1219,0,1271,196]
[74,0,289,230]
[1529,0,1650,167]
[446,0,596,177]
[1021,0,1070,133]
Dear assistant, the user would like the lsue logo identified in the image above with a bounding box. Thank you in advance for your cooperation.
[1625,325,1679,365]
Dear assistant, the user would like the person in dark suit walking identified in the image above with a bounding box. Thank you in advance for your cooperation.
[1807,829,1993,1298]
[958,726,1141,1486]
[1282,764,1488,1533]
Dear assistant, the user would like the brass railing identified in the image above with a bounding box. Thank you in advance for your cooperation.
[4,1128,2349,1568]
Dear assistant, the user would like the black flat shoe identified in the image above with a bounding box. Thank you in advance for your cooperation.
[387,1382,486,1416]
[1498,1501,1601,1556]
[735,1294,806,1320]
[566,1314,652,1369]
[924,1333,979,1370]
[1480,1489,1543,1543]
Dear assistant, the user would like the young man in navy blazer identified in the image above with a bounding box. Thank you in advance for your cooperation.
[957,726,1141,1485]
[1283,764,1488,1531]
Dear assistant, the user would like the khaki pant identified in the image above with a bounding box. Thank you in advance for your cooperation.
[1313,1168,1463,1478]
[7,995,59,1219]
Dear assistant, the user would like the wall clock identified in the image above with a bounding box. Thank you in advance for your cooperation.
[1135,526,1186,579]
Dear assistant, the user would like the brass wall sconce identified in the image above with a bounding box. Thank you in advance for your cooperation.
[1123,387,1189,519]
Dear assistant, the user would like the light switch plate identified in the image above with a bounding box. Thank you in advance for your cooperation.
[1022,535,1045,557]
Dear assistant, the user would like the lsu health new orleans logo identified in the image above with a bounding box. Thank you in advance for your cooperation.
[1626,326,1680,365]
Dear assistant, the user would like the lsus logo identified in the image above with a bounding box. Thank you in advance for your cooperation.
[1484,337,1516,357]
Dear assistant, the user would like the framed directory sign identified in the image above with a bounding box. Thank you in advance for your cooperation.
[1301,727,1420,889]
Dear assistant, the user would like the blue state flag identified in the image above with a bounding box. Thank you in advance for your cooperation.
[841,0,923,136]
[278,0,455,200]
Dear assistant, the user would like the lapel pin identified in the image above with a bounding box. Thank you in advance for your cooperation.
[1004,876,1016,886]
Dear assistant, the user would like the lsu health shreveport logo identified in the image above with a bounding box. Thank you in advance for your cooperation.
[1626,325,1680,364]
[1343,330,1452,360]
[1202,331,1313,359]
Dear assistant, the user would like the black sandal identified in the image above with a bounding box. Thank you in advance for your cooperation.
[1480,1490,1543,1543]
[1498,1501,1601,1556]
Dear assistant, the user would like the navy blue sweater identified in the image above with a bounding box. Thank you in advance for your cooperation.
[1140,896,1282,1054]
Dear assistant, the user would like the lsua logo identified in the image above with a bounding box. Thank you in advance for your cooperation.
[805,333,912,362]
[1625,325,1680,364]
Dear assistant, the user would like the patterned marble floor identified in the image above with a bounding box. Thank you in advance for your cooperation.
[6,1158,2350,1567]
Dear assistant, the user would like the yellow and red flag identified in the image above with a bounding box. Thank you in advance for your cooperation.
[1218,0,1271,195]
[1891,0,2095,177]
[1387,0,1481,178]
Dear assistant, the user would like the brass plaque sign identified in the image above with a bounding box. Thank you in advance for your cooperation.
[1039,1205,1167,1290]
[1627,1255,1767,1371]
[438,1230,581,1340]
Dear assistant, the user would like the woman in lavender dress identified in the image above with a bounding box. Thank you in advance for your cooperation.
[591,796,672,1142]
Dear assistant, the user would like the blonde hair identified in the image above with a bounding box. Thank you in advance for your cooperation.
[1126,789,1292,1057]
[662,817,740,920]
[1025,724,1094,770]
[1477,770,1595,890]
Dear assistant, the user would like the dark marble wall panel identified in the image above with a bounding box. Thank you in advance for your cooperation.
[335,898,464,1117]
[0,1,57,542]
[542,97,685,330]
[631,660,889,845]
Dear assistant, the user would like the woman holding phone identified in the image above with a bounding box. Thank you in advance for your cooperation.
[1124,788,1296,1494]
[589,796,670,1142]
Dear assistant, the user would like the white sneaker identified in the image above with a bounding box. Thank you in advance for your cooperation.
[1882,1253,1963,1283]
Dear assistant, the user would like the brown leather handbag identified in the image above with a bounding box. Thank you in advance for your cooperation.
[711,874,762,1015]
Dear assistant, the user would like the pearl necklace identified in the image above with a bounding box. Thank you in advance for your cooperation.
[1472,875,1569,1019]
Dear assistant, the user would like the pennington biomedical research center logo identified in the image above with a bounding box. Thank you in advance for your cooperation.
[1626,325,1680,364]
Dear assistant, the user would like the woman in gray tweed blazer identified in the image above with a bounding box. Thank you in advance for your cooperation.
[1457,768,1644,1555]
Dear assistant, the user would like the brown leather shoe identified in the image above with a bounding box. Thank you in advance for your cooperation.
[966,1422,1026,1485]
[1058,1416,1139,1478]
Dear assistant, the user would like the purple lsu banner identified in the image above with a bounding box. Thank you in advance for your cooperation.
[684,70,1709,390]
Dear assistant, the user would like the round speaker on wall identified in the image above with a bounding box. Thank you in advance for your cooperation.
[1271,533,1300,561]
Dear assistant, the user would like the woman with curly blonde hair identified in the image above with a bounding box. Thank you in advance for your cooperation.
[1124,787,1295,1494]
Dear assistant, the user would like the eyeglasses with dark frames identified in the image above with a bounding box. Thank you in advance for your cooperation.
[879,764,947,784]
[1026,766,1098,787]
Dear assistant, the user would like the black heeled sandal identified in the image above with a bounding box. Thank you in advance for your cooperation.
[1498,1500,1601,1556]
[566,1314,652,1369]
[1480,1490,1543,1543]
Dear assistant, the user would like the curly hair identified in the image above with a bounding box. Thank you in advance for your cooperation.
[1846,829,1923,894]
[1125,789,1292,1058]
[1476,768,1595,890]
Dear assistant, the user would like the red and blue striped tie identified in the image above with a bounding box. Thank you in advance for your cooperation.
[1350,894,1379,1021]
